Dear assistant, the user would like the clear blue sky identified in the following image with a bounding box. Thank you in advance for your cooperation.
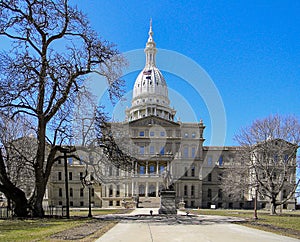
[73,0,300,146]
[11,1,300,146]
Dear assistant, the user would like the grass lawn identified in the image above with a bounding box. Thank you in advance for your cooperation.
[190,209,300,239]
[0,208,130,242]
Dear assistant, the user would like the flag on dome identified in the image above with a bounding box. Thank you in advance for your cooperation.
[143,70,152,75]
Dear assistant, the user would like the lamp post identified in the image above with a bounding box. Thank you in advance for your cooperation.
[87,181,93,218]
[253,183,259,220]
[81,173,93,218]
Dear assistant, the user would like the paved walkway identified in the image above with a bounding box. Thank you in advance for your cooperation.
[96,208,299,242]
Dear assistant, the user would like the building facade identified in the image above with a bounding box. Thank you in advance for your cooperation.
[47,23,297,211]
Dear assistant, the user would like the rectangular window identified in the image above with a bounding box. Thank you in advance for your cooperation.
[58,172,62,180]
[79,172,83,180]
[150,131,155,137]
[191,147,196,158]
[160,131,165,137]
[59,188,62,197]
[116,185,120,197]
[70,188,73,197]
[191,166,195,177]
[184,185,188,196]
[149,165,155,174]
[160,165,165,174]
[80,188,84,197]
[139,131,145,137]
[150,146,155,154]
[140,166,145,174]
[208,173,212,182]
[91,188,95,197]
[218,156,223,166]
[160,146,164,155]
[184,167,188,177]
[183,147,189,158]
[192,133,196,138]
[68,157,73,165]
[140,146,145,155]
[69,172,72,181]
[80,201,84,207]
[191,185,195,196]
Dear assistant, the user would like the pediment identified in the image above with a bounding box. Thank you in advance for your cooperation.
[129,115,179,127]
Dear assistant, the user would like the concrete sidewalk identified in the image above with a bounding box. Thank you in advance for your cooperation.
[96,208,299,242]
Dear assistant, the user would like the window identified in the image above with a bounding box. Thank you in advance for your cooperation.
[59,201,62,205]
[59,188,62,197]
[218,156,223,166]
[191,166,195,177]
[109,200,113,206]
[150,131,155,137]
[184,133,189,138]
[140,166,145,174]
[207,189,211,198]
[58,159,61,165]
[192,133,196,138]
[191,147,196,158]
[208,173,212,182]
[160,131,165,137]
[109,166,113,176]
[207,156,213,166]
[184,185,188,196]
[149,165,155,174]
[91,188,95,197]
[80,201,84,207]
[80,172,83,180]
[184,167,188,177]
[160,146,165,155]
[70,188,73,197]
[68,172,72,181]
[116,168,120,176]
[150,146,155,155]
[68,157,73,165]
[109,185,113,197]
[58,172,62,180]
[160,165,165,174]
[191,185,195,196]
[116,185,120,197]
[116,200,120,206]
[140,146,145,155]
[139,131,145,137]
[80,188,84,197]
[183,147,188,158]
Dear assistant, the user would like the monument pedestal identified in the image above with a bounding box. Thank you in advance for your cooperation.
[158,190,177,214]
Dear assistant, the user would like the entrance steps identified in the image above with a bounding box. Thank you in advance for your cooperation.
[138,197,160,208]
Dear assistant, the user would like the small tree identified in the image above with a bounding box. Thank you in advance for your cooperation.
[222,115,300,214]
[0,0,126,217]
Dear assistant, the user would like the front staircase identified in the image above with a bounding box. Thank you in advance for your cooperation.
[138,197,161,208]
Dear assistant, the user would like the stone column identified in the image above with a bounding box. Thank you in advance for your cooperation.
[145,182,148,197]
[156,181,159,197]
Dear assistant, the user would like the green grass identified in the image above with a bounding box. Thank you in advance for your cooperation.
[190,209,300,239]
[0,209,130,242]
[0,218,83,241]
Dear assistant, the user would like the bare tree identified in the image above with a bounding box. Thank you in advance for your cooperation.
[222,115,300,214]
[0,0,126,217]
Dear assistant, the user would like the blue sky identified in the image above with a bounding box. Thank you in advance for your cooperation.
[73,0,300,146]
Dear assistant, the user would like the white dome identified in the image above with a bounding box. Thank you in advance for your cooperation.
[126,21,176,122]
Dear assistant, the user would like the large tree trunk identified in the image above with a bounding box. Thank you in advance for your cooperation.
[1,186,28,217]
[270,198,277,215]
[31,119,47,217]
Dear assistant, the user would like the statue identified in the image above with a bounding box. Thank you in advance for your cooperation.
[162,169,174,191]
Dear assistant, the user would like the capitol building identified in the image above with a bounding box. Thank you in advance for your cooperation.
[47,23,296,211]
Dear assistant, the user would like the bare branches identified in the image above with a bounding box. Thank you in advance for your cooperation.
[225,114,300,214]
